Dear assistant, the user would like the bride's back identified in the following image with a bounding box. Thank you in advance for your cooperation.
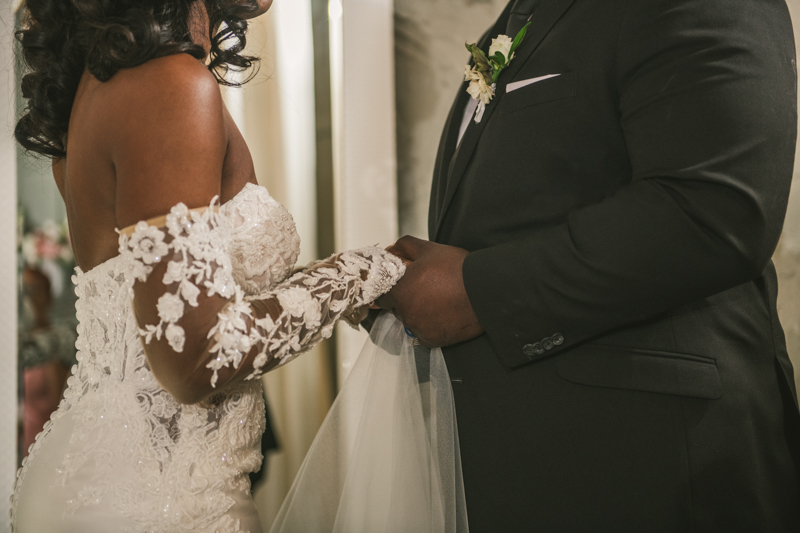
[11,4,280,532]
[59,53,257,273]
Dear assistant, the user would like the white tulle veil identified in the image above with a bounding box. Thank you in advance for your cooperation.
[269,312,469,533]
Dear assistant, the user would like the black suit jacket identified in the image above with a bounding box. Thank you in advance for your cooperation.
[430,0,800,530]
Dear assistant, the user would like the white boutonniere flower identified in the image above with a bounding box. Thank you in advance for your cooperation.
[489,34,514,61]
[464,22,531,124]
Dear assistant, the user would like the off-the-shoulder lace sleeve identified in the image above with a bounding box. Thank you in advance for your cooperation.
[119,199,404,395]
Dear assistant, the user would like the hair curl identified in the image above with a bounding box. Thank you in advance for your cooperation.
[15,0,260,158]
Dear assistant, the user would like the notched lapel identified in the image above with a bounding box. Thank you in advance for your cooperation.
[430,82,472,237]
[434,0,578,240]
[430,2,514,240]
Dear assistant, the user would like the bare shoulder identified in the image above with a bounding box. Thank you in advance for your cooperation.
[105,53,223,130]
[105,54,229,229]
[120,53,218,94]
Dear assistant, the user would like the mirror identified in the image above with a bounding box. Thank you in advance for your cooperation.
[14,4,78,479]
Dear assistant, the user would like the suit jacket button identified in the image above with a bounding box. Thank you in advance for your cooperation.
[552,333,564,346]
[523,344,537,357]
[542,338,554,350]
[533,342,545,355]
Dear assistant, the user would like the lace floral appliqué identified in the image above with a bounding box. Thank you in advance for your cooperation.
[122,198,405,387]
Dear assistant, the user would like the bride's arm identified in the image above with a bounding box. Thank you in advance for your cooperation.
[113,56,403,405]
[124,212,403,405]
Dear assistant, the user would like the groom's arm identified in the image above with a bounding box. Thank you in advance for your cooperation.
[383,0,797,360]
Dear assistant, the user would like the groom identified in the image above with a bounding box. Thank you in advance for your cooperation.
[381,0,800,530]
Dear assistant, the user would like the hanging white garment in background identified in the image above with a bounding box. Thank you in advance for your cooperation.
[270,313,469,533]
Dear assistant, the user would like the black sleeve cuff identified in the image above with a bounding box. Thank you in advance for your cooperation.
[462,237,571,369]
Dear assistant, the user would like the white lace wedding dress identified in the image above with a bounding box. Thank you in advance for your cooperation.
[10,183,405,533]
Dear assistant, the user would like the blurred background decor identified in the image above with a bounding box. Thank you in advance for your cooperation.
[16,214,77,460]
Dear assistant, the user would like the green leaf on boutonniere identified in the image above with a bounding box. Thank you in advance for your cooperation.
[465,42,492,75]
[509,22,531,56]
[491,52,506,69]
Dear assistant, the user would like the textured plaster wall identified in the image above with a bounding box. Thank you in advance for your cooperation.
[779,0,800,393]
[395,0,800,392]
[776,187,800,392]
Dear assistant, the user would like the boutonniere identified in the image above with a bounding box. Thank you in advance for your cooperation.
[464,22,531,124]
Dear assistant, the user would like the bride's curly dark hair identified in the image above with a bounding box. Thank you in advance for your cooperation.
[15,0,260,158]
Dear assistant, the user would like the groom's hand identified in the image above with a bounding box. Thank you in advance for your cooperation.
[378,236,484,347]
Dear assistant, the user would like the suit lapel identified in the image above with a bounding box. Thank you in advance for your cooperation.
[434,0,577,240]
[429,4,514,239]
[429,82,472,237]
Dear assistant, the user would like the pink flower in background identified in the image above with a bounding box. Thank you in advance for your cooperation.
[19,218,74,268]
[36,233,62,260]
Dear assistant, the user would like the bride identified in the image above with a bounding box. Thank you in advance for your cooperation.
[9,0,410,531]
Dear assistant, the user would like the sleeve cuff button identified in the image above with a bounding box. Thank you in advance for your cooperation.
[523,344,537,357]
[523,343,546,357]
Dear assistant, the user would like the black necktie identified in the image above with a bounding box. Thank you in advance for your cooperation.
[506,0,542,37]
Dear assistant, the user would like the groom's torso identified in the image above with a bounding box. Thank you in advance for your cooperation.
[430,0,800,531]
[430,0,629,248]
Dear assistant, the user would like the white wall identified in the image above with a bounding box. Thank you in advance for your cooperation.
[330,0,399,384]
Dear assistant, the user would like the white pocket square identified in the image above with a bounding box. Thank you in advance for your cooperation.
[506,74,561,93]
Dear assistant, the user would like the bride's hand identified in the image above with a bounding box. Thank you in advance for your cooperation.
[342,305,370,328]
[373,245,411,310]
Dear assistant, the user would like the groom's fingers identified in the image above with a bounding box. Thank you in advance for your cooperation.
[386,235,428,262]
[375,291,396,310]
